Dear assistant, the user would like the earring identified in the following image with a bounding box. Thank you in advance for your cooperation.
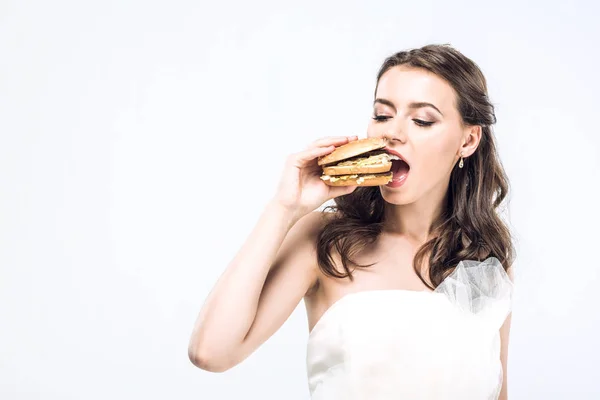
[459,154,464,168]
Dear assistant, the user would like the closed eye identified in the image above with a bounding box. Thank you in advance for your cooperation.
[373,116,435,127]
[372,115,391,122]
[413,119,434,127]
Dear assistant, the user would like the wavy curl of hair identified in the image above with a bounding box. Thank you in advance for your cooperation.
[316,44,514,289]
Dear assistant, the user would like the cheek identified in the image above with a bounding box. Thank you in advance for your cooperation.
[430,137,456,159]
[414,130,459,176]
[366,122,381,138]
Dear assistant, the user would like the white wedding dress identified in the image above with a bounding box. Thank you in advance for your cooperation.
[306,257,514,400]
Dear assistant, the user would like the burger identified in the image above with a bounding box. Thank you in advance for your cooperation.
[318,137,408,187]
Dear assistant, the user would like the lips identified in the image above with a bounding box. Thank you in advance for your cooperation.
[383,147,409,167]
[384,147,410,172]
[384,146,410,186]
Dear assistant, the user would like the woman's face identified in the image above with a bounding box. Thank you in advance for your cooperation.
[367,65,477,205]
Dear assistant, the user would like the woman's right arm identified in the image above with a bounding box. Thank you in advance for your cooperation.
[187,136,358,373]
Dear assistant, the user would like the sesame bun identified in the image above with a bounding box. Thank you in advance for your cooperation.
[317,137,387,166]
[320,172,393,187]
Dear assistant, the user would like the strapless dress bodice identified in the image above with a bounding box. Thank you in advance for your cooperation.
[306,257,514,400]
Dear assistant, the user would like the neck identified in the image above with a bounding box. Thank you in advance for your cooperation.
[383,187,448,244]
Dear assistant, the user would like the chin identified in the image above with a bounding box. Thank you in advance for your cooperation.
[379,186,418,205]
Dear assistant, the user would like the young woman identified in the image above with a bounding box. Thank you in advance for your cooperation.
[188,44,515,400]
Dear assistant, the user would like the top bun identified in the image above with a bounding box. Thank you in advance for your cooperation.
[317,137,388,166]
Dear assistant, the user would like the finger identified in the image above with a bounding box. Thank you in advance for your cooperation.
[308,135,358,149]
[293,145,335,166]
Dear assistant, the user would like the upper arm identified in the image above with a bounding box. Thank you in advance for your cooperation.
[233,211,325,365]
[498,266,514,400]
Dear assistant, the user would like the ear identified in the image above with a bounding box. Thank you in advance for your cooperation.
[459,125,482,158]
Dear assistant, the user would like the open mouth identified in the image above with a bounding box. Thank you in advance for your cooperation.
[383,146,411,183]
[391,159,410,180]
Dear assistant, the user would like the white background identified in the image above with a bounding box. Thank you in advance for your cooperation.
[1,0,599,399]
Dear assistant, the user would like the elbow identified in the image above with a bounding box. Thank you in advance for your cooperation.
[188,342,235,373]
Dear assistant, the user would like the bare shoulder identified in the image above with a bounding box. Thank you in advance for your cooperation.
[220,210,336,368]
[285,210,334,268]
[268,210,333,294]
[299,211,341,320]
[285,211,333,255]
[506,264,515,281]
[295,209,333,236]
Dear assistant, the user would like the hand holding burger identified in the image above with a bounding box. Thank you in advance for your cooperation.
[271,136,361,220]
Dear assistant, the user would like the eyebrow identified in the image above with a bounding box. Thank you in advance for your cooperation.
[373,98,444,117]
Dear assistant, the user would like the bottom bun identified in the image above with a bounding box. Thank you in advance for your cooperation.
[320,172,393,187]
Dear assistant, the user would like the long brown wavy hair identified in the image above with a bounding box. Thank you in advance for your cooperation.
[316,44,514,289]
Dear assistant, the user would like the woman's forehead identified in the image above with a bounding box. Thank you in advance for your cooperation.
[376,66,456,110]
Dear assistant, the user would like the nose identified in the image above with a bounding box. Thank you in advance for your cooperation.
[382,119,407,144]
[383,129,407,144]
